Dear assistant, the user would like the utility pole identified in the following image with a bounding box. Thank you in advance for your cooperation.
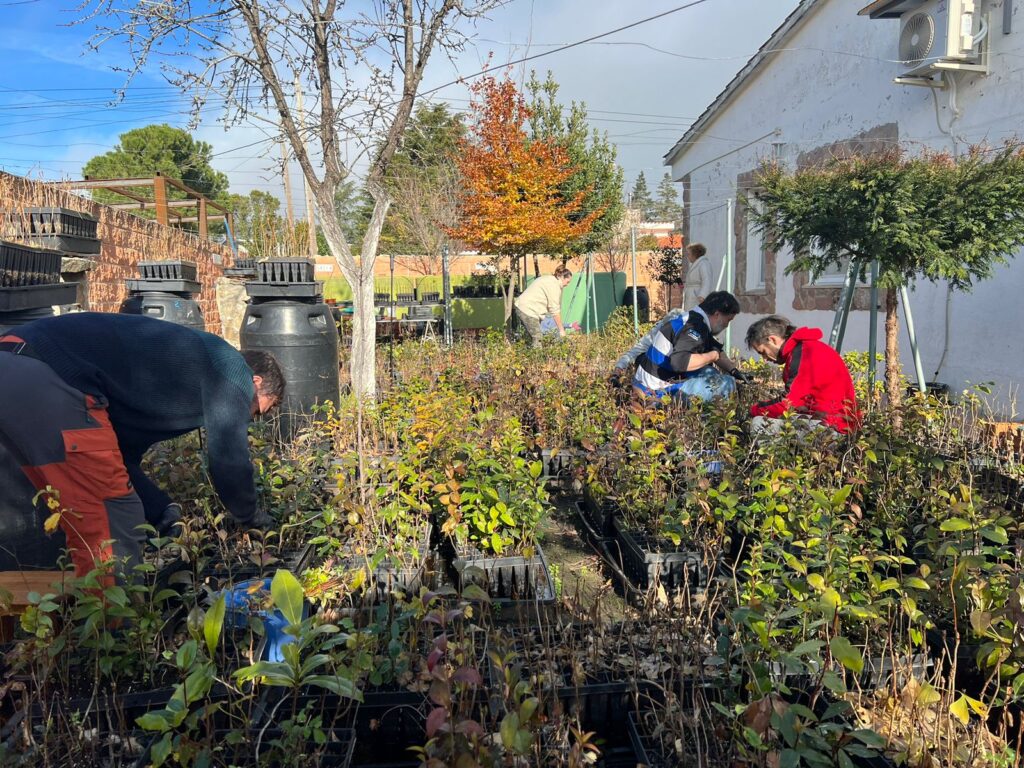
[630,225,639,334]
[280,140,295,232]
[295,77,318,259]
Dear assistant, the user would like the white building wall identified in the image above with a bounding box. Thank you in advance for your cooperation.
[669,0,1024,413]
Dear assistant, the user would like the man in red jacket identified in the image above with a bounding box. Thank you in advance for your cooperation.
[745,315,860,435]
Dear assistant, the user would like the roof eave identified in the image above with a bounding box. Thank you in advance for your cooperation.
[663,0,822,171]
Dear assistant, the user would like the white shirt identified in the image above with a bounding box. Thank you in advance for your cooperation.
[683,255,714,310]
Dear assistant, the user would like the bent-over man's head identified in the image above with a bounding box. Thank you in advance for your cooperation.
[698,291,740,335]
[553,265,573,288]
[745,315,797,364]
[242,350,285,415]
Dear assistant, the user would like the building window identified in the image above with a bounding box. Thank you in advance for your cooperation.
[746,215,766,290]
[808,242,865,287]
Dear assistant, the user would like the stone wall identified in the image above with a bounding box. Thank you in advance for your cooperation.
[0,172,234,334]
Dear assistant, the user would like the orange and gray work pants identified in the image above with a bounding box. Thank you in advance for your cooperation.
[0,336,145,580]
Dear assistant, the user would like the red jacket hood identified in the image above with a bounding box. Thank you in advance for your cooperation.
[782,327,822,357]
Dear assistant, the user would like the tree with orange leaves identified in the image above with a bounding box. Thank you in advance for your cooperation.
[449,75,601,323]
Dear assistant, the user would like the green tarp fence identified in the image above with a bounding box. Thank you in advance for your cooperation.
[322,270,632,332]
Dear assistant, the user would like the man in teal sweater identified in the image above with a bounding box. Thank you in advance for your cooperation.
[0,313,284,580]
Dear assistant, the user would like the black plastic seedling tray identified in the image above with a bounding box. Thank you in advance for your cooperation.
[612,518,709,593]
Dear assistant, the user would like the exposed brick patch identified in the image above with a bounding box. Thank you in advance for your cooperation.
[1,172,232,333]
[796,123,899,169]
[734,168,776,315]
[791,124,898,313]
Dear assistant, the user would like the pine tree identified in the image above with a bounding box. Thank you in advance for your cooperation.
[630,172,653,220]
[652,172,682,221]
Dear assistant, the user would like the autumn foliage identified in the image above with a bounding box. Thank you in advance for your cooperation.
[449,76,600,260]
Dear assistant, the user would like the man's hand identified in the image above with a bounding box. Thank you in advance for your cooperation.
[730,367,751,384]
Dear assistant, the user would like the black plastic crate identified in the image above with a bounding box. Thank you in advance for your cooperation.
[261,689,425,767]
[333,525,433,605]
[125,278,202,295]
[0,283,77,311]
[580,486,618,538]
[374,292,391,304]
[405,304,435,320]
[419,292,440,303]
[451,544,556,622]
[0,241,63,287]
[196,542,315,590]
[5,207,100,255]
[138,259,198,282]
[11,207,98,238]
[256,258,316,284]
[233,257,256,271]
[612,518,708,592]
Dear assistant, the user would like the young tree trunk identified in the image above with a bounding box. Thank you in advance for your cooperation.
[503,270,516,326]
[884,286,902,425]
[532,253,540,278]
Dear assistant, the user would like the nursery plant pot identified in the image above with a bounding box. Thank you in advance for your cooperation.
[611,518,710,593]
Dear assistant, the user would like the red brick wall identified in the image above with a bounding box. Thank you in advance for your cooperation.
[0,172,233,334]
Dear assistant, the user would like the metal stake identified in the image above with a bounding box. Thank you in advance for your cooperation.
[867,261,879,392]
[830,260,859,352]
[724,198,734,353]
[441,244,452,347]
[899,286,927,393]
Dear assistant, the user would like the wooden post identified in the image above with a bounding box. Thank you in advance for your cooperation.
[198,197,209,239]
[153,175,169,226]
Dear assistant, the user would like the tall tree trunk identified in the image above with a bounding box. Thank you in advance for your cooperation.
[532,253,540,278]
[884,286,902,426]
[318,188,387,402]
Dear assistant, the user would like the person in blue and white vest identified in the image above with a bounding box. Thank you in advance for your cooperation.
[629,291,746,403]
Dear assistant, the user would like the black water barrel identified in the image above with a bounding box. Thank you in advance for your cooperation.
[0,306,58,335]
[120,291,206,331]
[240,300,340,436]
[622,286,650,324]
[0,305,68,570]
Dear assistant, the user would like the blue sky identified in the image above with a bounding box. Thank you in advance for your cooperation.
[0,0,799,214]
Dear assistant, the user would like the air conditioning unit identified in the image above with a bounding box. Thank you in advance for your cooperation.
[897,0,987,78]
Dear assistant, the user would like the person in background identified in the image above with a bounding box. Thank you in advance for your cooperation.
[632,291,745,403]
[682,242,714,310]
[745,315,860,435]
[513,265,572,347]
[0,313,284,580]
